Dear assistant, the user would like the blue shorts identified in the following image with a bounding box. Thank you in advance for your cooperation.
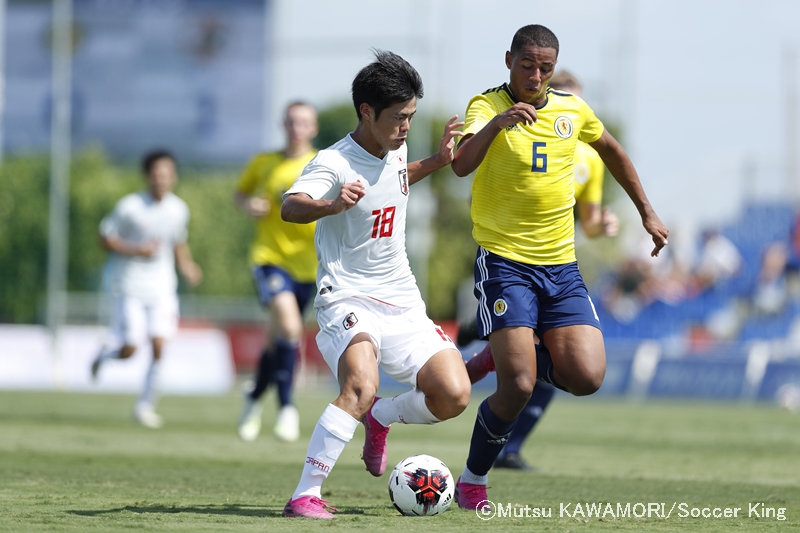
[473,247,600,340]
[252,265,314,310]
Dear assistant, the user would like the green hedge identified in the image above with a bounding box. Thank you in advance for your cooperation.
[0,143,474,323]
[0,113,622,324]
[0,148,254,323]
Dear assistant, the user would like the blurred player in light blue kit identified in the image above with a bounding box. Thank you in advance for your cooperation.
[91,150,203,428]
[451,25,667,509]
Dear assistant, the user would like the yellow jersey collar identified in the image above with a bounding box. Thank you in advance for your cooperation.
[502,83,550,110]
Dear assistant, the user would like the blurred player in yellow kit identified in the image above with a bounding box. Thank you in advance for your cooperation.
[234,102,319,442]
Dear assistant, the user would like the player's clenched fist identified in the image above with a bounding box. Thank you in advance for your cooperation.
[331,180,366,214]
[493,102,538,130]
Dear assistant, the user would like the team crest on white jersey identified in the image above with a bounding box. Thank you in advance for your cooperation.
[554,116,573,139]
[343,312,358,330]
[494,299,507,316]
[398,168,409,196]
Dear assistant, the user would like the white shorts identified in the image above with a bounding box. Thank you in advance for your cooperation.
[110,293,179,346]
[315,297,457,388]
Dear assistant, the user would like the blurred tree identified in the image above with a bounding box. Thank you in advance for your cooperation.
[0,155,51,322]
[423,117,476,320]
[0,149,255,323]
[315,102,357,150]
[174,174,253,296]
[0,110,624,324]
[68,147,139,292]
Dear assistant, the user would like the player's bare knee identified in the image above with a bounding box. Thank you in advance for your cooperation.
[509,374,536,399]
[277,323,303,344]
[338,380,377,418]
[498,376,535,410]
[425,377,470,420]
[438,382,471,420]
[119,346,136,359]
[570,367,605,396]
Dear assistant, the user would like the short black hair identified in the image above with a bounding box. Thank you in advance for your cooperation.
[351,50,424,121]
[141,149,175,175]
[510,25,559,57]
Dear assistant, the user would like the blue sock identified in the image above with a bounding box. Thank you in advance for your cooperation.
[274,339,298,407]
[465,399,517,477]
[499,382,556,457]
[536,343,567,392]
[250,348,275,401]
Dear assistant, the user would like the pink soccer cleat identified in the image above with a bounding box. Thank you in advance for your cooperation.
[465,343,496,384]
[282,496,337,519]
[361,396,390,477]
[455,476,491,511]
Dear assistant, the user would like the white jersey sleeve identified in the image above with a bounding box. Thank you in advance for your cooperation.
[284,157,341,201]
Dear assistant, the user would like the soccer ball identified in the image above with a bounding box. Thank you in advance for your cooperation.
[387,454,454,516]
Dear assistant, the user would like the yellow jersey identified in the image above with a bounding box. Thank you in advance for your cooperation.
[236,151,318,282]
[464,84,604,265]
[573,141,605,204]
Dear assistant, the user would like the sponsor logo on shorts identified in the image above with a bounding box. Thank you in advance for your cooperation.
[343,312,358,330]
[306,456,331,473]
[493,299,507,316]
[554,116,573,138]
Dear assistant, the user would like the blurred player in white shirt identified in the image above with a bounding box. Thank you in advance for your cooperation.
[91,150,202,428]
[279,50,469,519]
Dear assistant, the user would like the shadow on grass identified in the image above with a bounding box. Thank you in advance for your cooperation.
[68,504,373,518]
[69,504,281,518]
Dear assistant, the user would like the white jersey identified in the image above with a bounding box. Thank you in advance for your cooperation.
[284,134,420,308]
[100,191,189,301]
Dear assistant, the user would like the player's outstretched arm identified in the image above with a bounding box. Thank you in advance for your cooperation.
[590,129,668,256]
[281,182,365,224]
[233,191,270,218]
[577,203,620,238]
[451,102,538,177]
[408,115,464,186]
[99,234,158,258]
[174,242,203,287]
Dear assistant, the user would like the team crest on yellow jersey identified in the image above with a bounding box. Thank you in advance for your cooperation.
[554,116,573,139]
[493,299,507,316]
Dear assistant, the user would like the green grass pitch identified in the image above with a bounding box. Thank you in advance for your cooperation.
[1,389,798,532]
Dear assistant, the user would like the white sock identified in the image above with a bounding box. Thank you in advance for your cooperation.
[372,390,440,426]
[292,404,359,499]
[460,465,488,486]
[137,359,161,408]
